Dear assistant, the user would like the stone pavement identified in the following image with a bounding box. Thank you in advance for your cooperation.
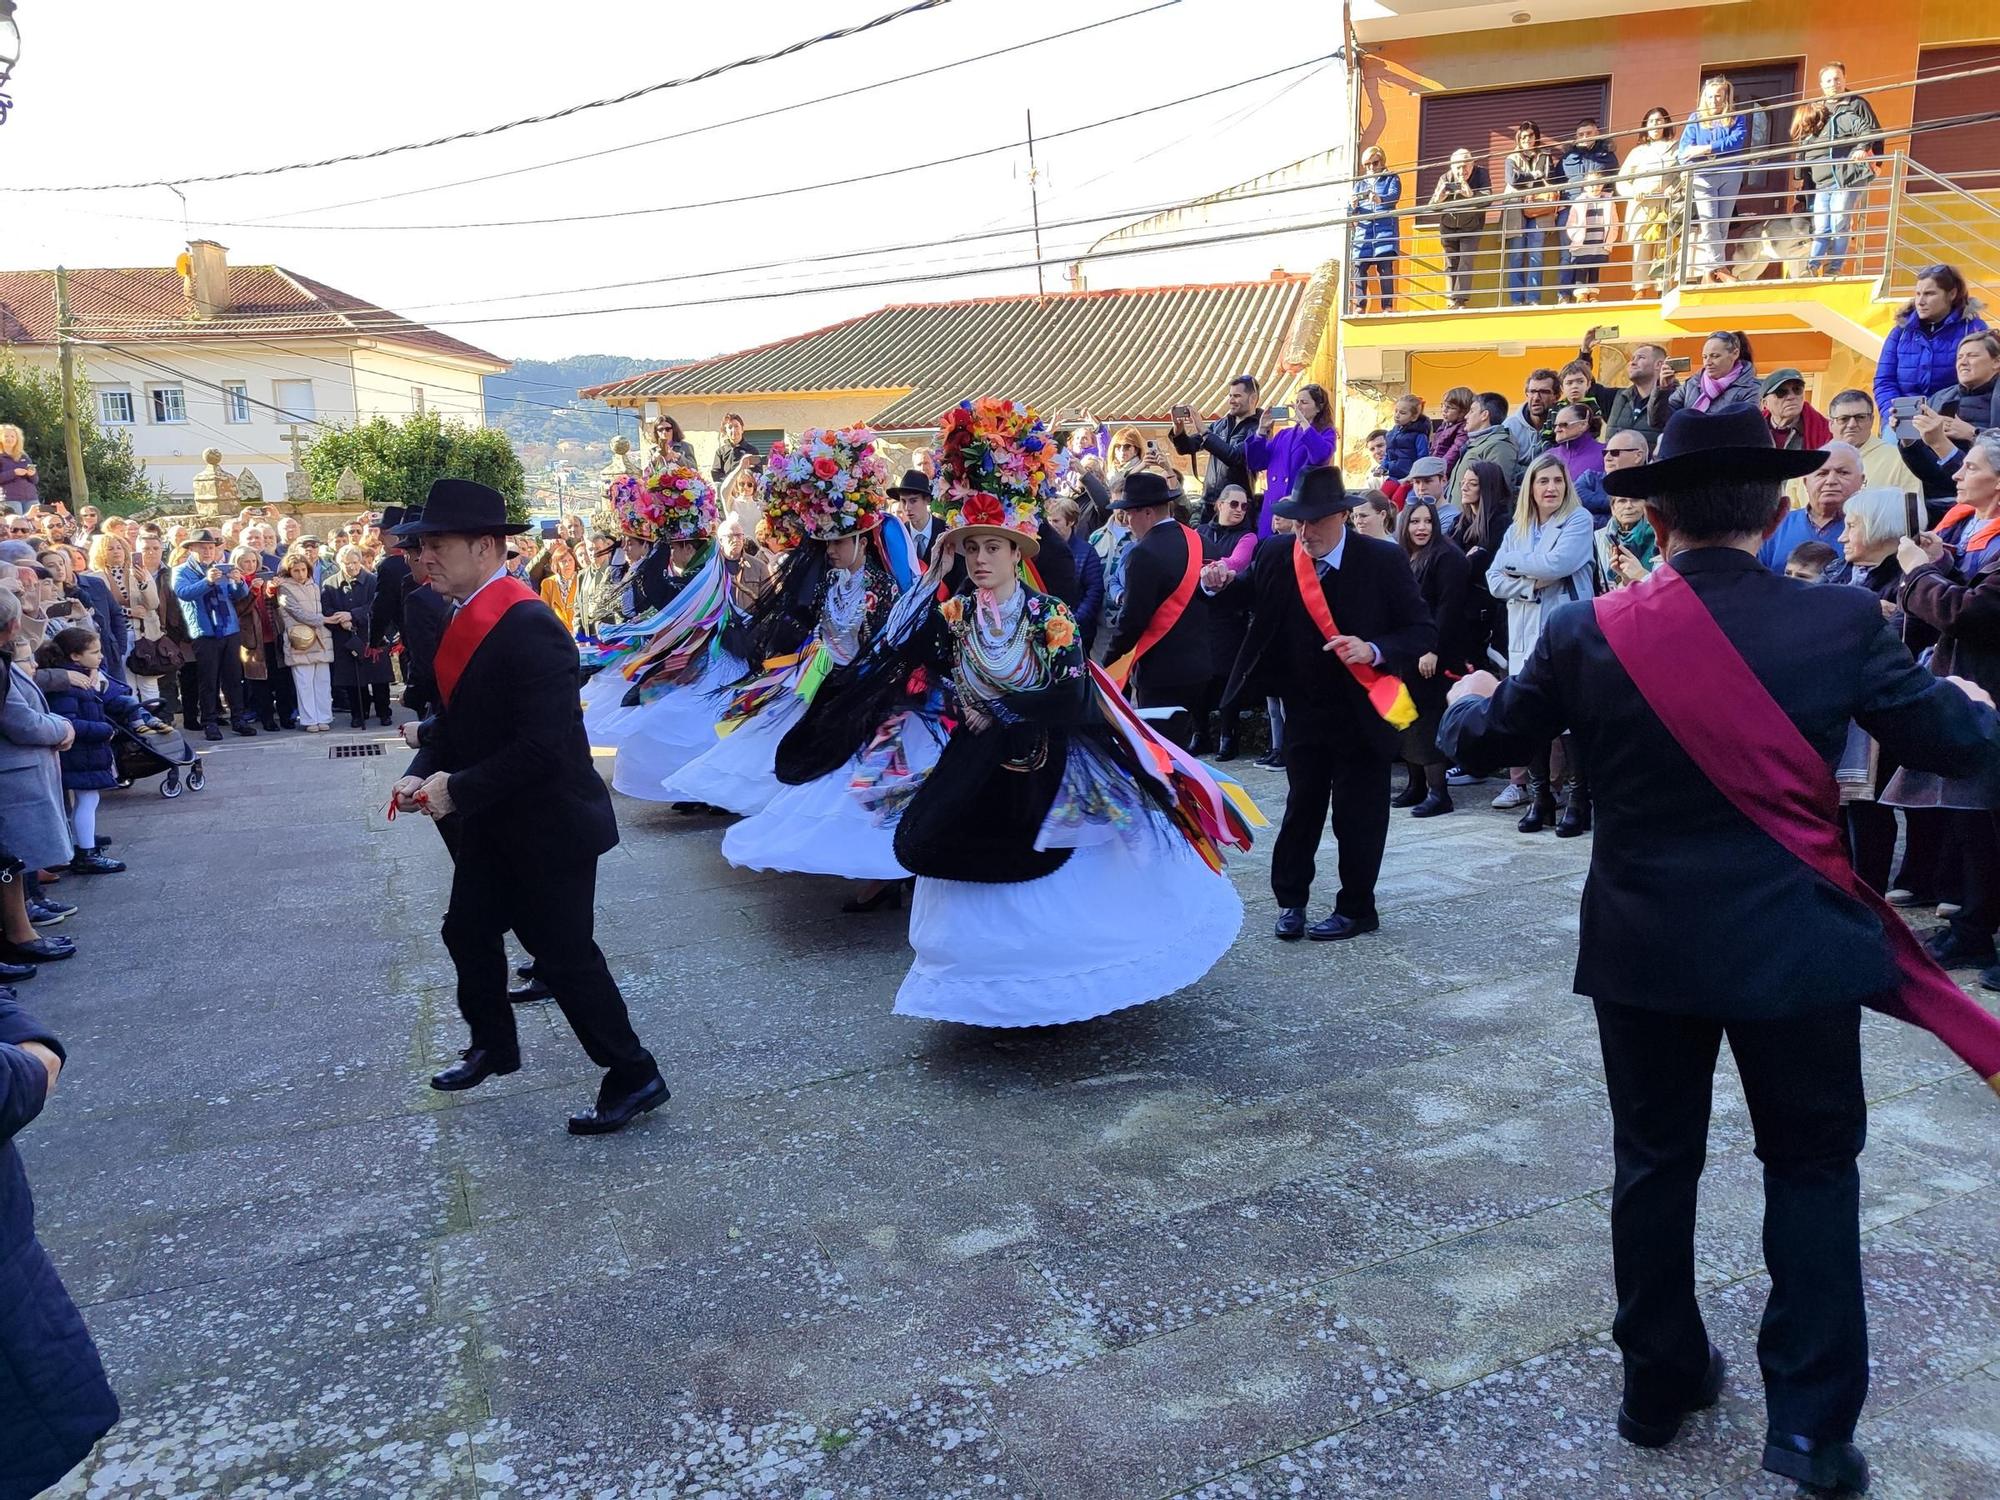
[19,727,2000,1499]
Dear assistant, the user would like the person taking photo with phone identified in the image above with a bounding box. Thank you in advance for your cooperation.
[169,529,252,741]
[1170,374,1263,520]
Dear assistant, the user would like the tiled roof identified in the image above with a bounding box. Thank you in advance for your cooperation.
[579,276,1312,429]
[0,265,507,368]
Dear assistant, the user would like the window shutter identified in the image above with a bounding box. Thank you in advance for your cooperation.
[1912,45,2000,192]
[1415,77,1611,219]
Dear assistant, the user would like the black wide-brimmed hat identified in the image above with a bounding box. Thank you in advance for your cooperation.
[1273,465,1354,521]
[390,478,528,537]
[1603,406,1825,499]
[1110,469,1177,510]
[886,469,933,500]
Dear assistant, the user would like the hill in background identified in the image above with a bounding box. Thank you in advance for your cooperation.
[485,353,688,454]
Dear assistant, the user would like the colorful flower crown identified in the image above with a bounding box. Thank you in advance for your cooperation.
[932,397,1067,541]
[759,425,890,551]
[644,462,716,542]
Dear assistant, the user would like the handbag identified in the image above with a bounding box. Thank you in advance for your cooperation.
[287,624,320,652]
[124,636,174,677]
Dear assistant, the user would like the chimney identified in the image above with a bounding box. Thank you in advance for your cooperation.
[183,240,231,319]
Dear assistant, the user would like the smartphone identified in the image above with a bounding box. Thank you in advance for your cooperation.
[1666,355,1692,373]
[1594,325,1620,342]
[1267,404,1292,423]
[1171,404,1193,425]
[1891,396,1923,444]
[1906,494,1924,539]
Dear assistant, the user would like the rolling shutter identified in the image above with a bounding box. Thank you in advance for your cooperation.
[1912,45,2000,192]
[1414,77,1610,218]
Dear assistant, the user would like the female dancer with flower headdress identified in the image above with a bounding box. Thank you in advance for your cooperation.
[781,399,1259,1025]
[658,427,914,817]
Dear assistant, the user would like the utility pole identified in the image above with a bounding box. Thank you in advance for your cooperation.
[53,266,89,508]
[1025,109,1046,298]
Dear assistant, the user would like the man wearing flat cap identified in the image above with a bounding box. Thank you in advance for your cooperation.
[1206,465,1434,942]
[1440,406,2000,1495]
[390,479,668,1135]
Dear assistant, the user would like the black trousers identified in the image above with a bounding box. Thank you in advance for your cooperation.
[440,845,656,1089]
[1594,997,1868,1440]
[265,640,298,725]
[1845,802,1944,898]
[1134,675,1205,750]
[1270,741,1390,915]
[191,635,244,729]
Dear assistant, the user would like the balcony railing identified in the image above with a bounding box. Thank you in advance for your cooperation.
[1343,147,2000,320]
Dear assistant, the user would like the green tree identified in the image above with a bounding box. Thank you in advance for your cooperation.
[301,411,527,521]
[0,358,167,514]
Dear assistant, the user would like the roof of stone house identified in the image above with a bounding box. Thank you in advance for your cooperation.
[0,265,506,368]
[579,275,1314,429]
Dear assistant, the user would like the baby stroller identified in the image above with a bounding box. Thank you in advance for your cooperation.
[112,722,207,798]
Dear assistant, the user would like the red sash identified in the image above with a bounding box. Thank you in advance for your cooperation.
[1595,564,2000,1096]
[1289,539,1417,729]
[1107,522,1201,690]
[434,576,541,707]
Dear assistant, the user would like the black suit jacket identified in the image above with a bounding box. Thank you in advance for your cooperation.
[1220,532,1435,758]
[1440,547,2000,1019]
[400,582,448,714]
[374,554,413,641]
[407,597,617,859]
[1105,520,1211,692]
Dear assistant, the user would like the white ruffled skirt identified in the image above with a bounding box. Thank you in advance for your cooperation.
[610,654,748,802]
[893,823,1242,1027]
[582,665,645,749]
[721,712,946,879]
[659,689,809,817]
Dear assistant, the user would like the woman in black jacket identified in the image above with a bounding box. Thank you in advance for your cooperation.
[1898,328,2000,501]
[321,546,389,729]
[1448,459,1513,673]
[1195,486,1258,759]
[1395,499,1474,817]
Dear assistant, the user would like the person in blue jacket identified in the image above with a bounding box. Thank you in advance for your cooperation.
[1350,146,1402,313]
[169,528,252,742]
[37,625,169,875]
[0,989,119,1498]
[1874,264,1990,433]
[1678,76,1750,282]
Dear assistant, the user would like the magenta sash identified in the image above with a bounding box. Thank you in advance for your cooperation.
[1595,563,2000,1096]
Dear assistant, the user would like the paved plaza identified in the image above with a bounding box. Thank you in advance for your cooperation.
[22,728,2000,1498]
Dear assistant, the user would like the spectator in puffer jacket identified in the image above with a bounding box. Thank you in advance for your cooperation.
[0,989,120,1497]
[1382,395,1432,482]
[1874,264,1989,430]
[37,625,166,875]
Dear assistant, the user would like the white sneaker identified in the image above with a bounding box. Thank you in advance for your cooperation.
[1885,888,1917,906]
[1938,902,1964,919]
[1491,784,1529,810]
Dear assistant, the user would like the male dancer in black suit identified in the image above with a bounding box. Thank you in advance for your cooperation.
[391,479,667,1135]
[1442,406,2000,1495]
[1104,469,1211,746]
[1208,465,1434,941]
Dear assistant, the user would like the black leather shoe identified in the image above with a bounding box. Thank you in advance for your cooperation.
[0,961,35,982]
[1308,912,1380,941]
[204,725,224,741]
[1391,777,1427,808]
[1215,737,1239,763]
[1926,929,1998,968]
[514,961,535,980]
[429,1047,520,1092]
[1761,1433,1870,1495]
[0,938,72,964]
[1274,907,1307,941]
[1411,790,1454,818]
[1556,795,1593,838]
[509,978,554,1004]
[233,721,258,736]
[568,1073,670,1135]
[1617,1344,1725,1449]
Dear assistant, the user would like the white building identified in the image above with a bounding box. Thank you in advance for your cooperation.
[0,241,509,500]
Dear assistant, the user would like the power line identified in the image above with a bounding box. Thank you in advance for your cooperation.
[245,0,1181,223]
[70,55,1339,234]
[3,0,957,194]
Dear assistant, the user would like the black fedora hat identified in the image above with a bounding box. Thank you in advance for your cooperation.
[886,469,933,500]
[1110,469,1176,510]
[390,478,529,538]
[1603,406,1825,499]
[1274,465,1353,521]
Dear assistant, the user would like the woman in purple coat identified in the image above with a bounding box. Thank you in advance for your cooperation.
[1244,382,1336,537]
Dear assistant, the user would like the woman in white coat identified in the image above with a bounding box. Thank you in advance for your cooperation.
[1487,452,1597,834]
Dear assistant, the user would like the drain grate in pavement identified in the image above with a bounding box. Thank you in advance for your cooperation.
[329,743,385,759]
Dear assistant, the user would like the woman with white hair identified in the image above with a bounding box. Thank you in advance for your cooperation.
[320,543,387,730]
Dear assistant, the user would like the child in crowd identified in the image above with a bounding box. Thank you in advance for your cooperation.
[1784,540,1839,582]
[1428,386,1474,480]
[1559,172,1619,304]
[1382,395,1432,481]
[36,625,172,875]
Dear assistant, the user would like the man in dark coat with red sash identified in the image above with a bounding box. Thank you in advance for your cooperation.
[1209,465,1434,942]
[1105,469,1211,746]
[391,479,667,1136]
[1440,406,2000,1497]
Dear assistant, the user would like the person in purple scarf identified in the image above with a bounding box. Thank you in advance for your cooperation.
[1245,381,1337,537]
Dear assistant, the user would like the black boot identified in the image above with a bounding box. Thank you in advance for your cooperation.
[1411,763,1454,818]
[1215,711,1241,762]
[1187,712,1212,757]
[1556,770,1593,838]
[1517,776,1557,833]
[69,845,126,875]
[1391,764,1427,808]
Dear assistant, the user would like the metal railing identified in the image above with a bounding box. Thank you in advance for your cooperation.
[1343,147,1990,318]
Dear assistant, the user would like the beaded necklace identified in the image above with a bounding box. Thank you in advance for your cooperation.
[956,586,1042,703]
[820,565,869,664]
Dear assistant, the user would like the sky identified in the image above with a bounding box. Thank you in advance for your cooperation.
[2,0,1345,376]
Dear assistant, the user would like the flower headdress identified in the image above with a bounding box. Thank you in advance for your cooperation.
[642,462,716,542]
[759,425,890,551]
[932,397,1067,553]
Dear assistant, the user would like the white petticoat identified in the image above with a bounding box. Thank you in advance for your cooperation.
[582,666,646,749]
[893,825,1243,1027]
[721,714,946,879]
[659,690,810,816]
[610,654,748,801]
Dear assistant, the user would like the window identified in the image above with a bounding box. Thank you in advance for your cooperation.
[148,385,188,424]
[273,379,316,421]
[222,381,251,423]
[1912,45,2000,192]
[95,386,134,425]
[411,386,426,414]
[1415,76,1611,221]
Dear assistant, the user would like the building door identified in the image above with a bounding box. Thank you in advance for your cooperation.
[1715,59,1803,207]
